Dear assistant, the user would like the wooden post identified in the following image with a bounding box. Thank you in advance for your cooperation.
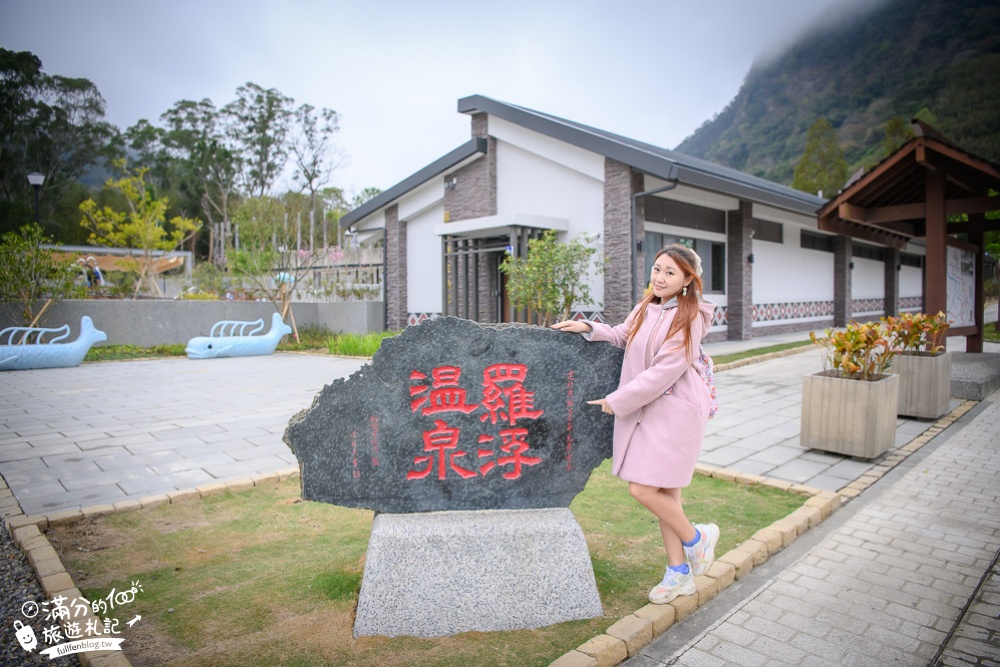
[967,213,985,353]
[924,169,947,317]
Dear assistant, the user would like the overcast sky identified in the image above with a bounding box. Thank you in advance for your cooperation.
[1,0,867,198]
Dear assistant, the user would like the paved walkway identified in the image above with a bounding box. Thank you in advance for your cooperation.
[1,331,998,666]
[0,354,366,516]
[625,384,1000,667]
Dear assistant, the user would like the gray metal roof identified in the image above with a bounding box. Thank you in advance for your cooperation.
[340,137,488,227]
[457,95,826,214]
[341,96,825,228]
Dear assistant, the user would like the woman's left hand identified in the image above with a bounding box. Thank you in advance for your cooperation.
[552,320,591,333]
[587,398,614,415]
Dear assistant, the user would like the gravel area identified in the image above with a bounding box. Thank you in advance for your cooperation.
[1,525,81,667]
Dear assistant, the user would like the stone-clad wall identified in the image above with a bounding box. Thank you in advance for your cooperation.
[384,204,408,331]
[727,201,753,341]
[603,159,644,325]
[833,236,853,327]
[444,113,497,223]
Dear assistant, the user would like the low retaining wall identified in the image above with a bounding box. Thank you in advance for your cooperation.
[2,300,385,347]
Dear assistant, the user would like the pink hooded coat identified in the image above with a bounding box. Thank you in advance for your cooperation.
[584,299,715,489]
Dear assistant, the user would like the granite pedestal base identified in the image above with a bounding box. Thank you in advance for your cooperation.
[353,508,603,638]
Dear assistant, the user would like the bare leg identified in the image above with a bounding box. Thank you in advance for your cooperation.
[629,483,697,567]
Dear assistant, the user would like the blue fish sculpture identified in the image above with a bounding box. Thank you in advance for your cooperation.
[0,316,107,371]
[186,312,292,360]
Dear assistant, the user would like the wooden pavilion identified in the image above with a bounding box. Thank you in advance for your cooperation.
[817,120,1000,352]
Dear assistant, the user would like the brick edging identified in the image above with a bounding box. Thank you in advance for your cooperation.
[547,399,979,667]
[2,467,301,667]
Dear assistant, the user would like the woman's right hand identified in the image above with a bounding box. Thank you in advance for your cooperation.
[551,320,591,333]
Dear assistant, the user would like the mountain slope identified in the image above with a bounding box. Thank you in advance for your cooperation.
[675,0,1000,189]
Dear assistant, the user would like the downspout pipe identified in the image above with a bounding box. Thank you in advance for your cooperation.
[382,228,388,331]
[630,173,679,304]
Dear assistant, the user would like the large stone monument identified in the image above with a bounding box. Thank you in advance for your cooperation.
[285,317,623,638]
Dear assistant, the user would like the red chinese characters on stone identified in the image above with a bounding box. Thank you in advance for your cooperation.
[369,415,381,467]
[477,429,542,479]
[409,367,480,415]
[480,363,544,425]
[406,363,545,482]
[406,419,477,481]
[564,370,575,471]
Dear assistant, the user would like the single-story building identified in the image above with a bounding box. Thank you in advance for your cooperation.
[341,95,926,340]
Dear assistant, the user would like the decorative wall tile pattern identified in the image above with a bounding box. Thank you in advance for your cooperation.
[407,312,438,326]
[852,298,885,315]
[752,300,835,322]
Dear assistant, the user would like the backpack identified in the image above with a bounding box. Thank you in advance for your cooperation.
[664,344,719,419]
[699,346,719,418]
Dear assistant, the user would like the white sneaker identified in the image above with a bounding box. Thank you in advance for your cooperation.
[685,523,720,576]
[648,566,696,605]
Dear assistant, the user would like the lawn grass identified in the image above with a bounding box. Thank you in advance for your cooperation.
[985,320,1000,343]
[85,343,187,361]
[49,463,804,667]
[83,328,398,361]
[325,330,399,357]
[711,340,813,365]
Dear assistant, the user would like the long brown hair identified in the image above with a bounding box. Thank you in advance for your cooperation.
[625,244,704,361]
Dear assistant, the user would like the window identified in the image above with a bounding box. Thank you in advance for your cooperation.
[645,231,725,294]
[801,230,834,252]
[900,253,922,268]
[645,197,725,234]
[751,219,783,244]
[852,242,886,261]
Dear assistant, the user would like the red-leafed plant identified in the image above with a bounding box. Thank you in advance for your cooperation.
[882,311,951,355]
[810,320,900,381]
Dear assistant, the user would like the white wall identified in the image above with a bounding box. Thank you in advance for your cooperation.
[901,265,923,301]
[493,120,606,312]
[406,206,445,313]
[851,257,886,300]
[752,225,833,304]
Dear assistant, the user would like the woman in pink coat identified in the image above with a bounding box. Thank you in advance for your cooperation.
[553,244,720,604]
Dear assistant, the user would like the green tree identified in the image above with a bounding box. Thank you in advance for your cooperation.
[291,104,341,212]
[223,83,293,197]
[161,98,241,264]
[0,222,81,326]
[0,48,116,237]
[882,116,915,157]
[792,118,848,197]
[228,194,343,339]
[79,161,201,296]
[499,230,601,326]
[352,187,382,208]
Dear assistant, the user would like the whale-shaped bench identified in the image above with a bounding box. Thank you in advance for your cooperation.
[185,312,292,360]
[0,316,108,371]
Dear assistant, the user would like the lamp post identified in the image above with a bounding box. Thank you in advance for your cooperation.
[27,172,44,222]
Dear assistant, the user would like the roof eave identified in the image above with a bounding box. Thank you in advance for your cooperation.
[459,94,825,216]
[340,137,488,228]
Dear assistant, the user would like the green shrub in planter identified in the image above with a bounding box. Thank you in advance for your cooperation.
[884,312,952,419]
[802,321,901,459]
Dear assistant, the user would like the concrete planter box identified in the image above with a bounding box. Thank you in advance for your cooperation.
[894,351,951,419]
[801,371,899,460]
